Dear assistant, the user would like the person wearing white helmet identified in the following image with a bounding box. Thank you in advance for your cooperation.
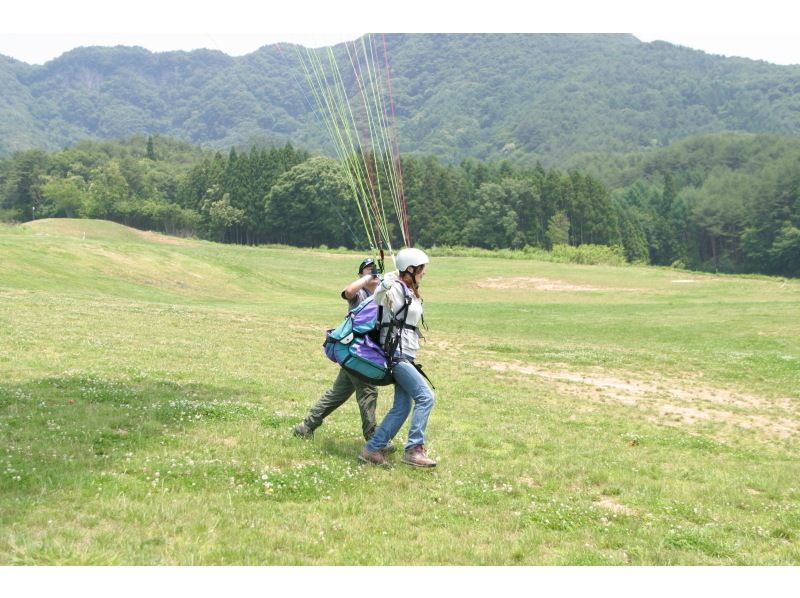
[359,247,437,468]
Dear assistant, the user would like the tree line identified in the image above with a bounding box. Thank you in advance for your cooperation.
[1,134,798,277]
[0,135,627,251]
[577,133,800,277]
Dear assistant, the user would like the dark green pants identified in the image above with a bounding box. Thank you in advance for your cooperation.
[303,368,378,440]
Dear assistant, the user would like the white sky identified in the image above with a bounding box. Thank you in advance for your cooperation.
[1,1,799,66]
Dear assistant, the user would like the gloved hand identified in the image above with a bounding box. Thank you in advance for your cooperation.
[380,271,398,289]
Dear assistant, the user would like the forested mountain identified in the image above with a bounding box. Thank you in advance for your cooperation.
[2,34,800,163]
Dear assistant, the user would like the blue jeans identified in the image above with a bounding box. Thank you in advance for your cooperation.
[365,356,435,451]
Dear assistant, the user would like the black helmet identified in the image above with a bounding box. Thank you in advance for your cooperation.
[358,258,377,275]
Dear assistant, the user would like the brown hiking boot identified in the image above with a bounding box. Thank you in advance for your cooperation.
[381,442,397,455]
[358,447,389,467]
[401,444,437,468]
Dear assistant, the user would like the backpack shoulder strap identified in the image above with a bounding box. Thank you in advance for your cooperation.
[379,280,414,328]
[379,280,417,358]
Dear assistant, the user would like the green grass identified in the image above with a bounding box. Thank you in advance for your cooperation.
[1,219,799,564]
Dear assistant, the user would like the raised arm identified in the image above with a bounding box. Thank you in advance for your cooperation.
[342,273,378,301]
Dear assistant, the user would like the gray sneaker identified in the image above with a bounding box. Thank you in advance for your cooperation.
[358,447,389,467]
[401,444,436,468]
[292,422,313,438]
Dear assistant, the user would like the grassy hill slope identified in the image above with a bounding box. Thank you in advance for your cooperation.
[1,219,799,564]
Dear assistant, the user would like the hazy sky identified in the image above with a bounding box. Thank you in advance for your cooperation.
[2,1,799,66]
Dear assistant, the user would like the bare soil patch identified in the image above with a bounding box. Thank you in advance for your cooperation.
[593,496,637,516]
[481,360,799,439]
[475,277,615,292]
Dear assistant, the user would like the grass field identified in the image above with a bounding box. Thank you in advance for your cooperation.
[1,218,799,565]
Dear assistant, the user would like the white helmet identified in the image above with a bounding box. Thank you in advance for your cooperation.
[395,247,430,273]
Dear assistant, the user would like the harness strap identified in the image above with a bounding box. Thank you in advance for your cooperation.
[413,362,435,389]
[393,356,436,390]
[381,281,413,360]
[380,322,417,331]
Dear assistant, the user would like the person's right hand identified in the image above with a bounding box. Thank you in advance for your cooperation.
[380,271,398,288]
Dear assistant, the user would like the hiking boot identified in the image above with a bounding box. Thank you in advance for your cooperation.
[401,444,437,468]
[358,447,389,467]
[381,442,397,455]
[292,422,313,439]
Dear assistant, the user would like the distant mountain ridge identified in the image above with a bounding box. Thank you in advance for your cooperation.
[2,33,800,163]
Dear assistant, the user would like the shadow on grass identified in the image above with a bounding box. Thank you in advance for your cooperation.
[317,436,365,462]
[0,373,288,509]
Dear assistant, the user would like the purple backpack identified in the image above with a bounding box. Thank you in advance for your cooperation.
[322,286,411,385]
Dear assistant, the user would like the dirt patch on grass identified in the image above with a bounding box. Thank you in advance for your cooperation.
[518,476,543,488]
[481,360,799,439]
[656,404,799,439]
[475,277,617,292]
[671,277,728,284]
[425,339,464,356]
[593,496,637,516]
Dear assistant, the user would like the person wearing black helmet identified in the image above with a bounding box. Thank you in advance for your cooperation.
[293,258,383,441]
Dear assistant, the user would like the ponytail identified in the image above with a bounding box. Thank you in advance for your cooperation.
[400,268,422,299]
